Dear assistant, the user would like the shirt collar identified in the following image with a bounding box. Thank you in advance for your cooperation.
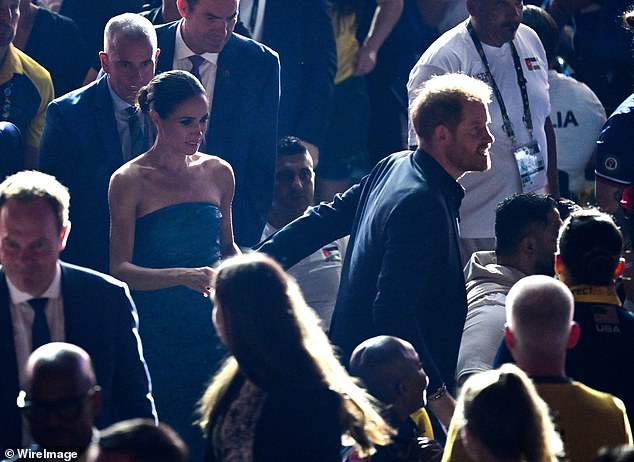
[569,285,621,305]
[107,79,134,113]
[414,149,465,208]
[0,44,23,85]
[7,263,62,304]
[175,20,219,65]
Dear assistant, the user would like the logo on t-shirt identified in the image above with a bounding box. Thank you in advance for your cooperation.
[604,157,619,172]
[524,57,541,70]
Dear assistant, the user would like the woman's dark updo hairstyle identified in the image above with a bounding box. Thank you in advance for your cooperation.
[136,70,206,118]
[558,209,623,285]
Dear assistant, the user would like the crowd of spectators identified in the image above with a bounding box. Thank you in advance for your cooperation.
[1,0,634,461]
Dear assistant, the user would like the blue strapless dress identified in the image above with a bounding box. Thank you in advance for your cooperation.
[131,202,226,461]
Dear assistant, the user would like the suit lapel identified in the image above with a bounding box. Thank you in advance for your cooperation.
[59,264,84,343]
[0,271,22,448]
[156,21,178,74]
[94,77,125,165]
[207,35,241,147]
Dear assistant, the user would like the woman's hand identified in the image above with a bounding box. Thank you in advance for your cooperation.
[180,267,216,296]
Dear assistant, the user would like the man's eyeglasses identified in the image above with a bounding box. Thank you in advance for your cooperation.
[16,386,100,421]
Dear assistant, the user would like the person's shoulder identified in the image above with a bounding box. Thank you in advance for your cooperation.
[569,381,629,414]
[270,384,340,409]
[60,262,128,292]
[608,93,634,119]
[516,22,540,41]
[411,21,470,75]
[225,32,279,63]
[423,20,470,57]
[155,19,179,36]
[50,75,103,108]
[197,153,233,171]
[13,47,51,90]
[38,6,78,30]
[110,159,143,193]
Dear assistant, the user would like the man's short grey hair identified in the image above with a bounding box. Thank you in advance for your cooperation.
[104,13,157,53]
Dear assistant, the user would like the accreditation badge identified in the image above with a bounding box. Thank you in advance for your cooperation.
[513,140,545,193]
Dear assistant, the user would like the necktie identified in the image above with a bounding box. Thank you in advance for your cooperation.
[29,298,50,351]
[188,55,206,83]
[126,106,145,160]
[249,0,259,34]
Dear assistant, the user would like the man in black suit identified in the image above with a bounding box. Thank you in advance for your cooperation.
[258,73,494,428]
[39,13,159,274]
[155,0,280,247]
[0,171,156,454]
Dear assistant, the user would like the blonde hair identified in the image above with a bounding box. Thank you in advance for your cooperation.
[199,253,392,456]
[0,170,70,231]
[457,364,564,462]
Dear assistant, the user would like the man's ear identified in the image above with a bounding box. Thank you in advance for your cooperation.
[566,322,581,349]
[99,52,109,75]
[91,386,102,416]
[466,0,478,17]
[614,258,625,279]
[520,235,536,256]
[554,253,565,276]
[59,222,71,251]
[504,325,514,349]
[177,0,189,18]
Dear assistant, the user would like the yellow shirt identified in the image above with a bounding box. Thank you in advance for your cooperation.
[333,10,360,84]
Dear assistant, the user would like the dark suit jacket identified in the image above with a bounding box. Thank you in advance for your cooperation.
[0,262,156,453]
[257,150,467,392]
[156,23,280,247]
[39,75,124,274]
[238,0,336,148]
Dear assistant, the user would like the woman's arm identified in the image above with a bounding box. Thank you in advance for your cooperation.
[214,159,240,258]
[108,168,214,295]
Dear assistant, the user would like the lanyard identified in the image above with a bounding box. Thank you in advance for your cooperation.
[466,21,534,143]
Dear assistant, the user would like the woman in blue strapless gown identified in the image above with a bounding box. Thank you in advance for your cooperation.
[108,70,239,460]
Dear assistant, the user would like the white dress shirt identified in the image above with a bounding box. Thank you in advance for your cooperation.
[7,263,64,386]
[174,22,219,110]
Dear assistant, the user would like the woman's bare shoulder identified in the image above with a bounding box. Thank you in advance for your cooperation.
[110,157,148,196]
[195,153,234,176]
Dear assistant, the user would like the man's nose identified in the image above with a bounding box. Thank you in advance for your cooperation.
[291,176,303,190]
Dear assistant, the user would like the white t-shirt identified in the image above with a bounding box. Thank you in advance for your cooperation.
[261,222,347,331]
[548,70,606,195]
[407,21,551,238]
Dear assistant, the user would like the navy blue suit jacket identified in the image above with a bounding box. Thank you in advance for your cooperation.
[156,22,280,247]
[39,76,124,274]
[0,262,156,453]
[238,0,336,148]
[257,150,467,392]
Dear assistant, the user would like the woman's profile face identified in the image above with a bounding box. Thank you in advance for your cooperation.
[154,94,210,155]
